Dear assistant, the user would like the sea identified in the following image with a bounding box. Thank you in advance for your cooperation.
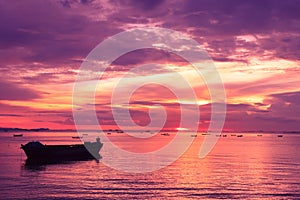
[0,131,299,199]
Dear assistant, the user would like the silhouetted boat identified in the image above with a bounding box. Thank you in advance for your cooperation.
[237,135,243,137]
[13,134,23,137]
[191,134,197,137]
[71,136,82,139]
[257,134,263,137]
[222,134,227,137]
[21,138,103,162]
[277,135,283,137]
[161,133,170,136]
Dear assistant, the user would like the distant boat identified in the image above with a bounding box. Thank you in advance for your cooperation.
[277,135,283,137]
[237,135,243,137]
[257,134,263,137]
[222,134,227,137]
[72,136,82,139]
[21,138,103,162]
[13,134,23,137]
[161,133,170,136]
[107,132,111,135]
[190,134,197,137]
[231,134,236,136]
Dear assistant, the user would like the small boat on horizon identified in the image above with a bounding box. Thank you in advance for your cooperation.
[71,136,82,139]
[13,134,23,137]
[277,135,283,137]
[21,138,103,162]
[161,133,170,136]
[237,135,243,137]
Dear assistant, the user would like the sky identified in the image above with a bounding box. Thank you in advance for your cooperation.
[0,0,299,132]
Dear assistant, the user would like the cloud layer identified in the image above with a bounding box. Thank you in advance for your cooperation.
[0,0,299,131]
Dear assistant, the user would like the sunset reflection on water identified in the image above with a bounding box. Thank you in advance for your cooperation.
[0,132,299,199]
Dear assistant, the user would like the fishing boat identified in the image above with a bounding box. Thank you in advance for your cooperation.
[21,137,103,162]
[71,136,82,139]
[277,135,283,137]
[13,134,23,137]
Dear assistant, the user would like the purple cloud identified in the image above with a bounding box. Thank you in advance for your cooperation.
[1,0,299,73]
[0,80,40,100]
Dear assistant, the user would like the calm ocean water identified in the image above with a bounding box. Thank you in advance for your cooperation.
[0,131,299,199]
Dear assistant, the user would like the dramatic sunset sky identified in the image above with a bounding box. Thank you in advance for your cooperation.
[0,0,299,131]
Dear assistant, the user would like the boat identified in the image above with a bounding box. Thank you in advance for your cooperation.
[222,134,227,137]
[237,135,243,137]
[71,136,82,139]
[257,134,263,137]
[190,134,197,137]
[21,137,103,162]
[161,133,170,136]
[13,134,23,137]
[277,135,283,137]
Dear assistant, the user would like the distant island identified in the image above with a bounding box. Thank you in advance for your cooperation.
[0,127,50,132]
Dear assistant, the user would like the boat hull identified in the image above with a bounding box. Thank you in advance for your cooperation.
[21,140,103,162]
